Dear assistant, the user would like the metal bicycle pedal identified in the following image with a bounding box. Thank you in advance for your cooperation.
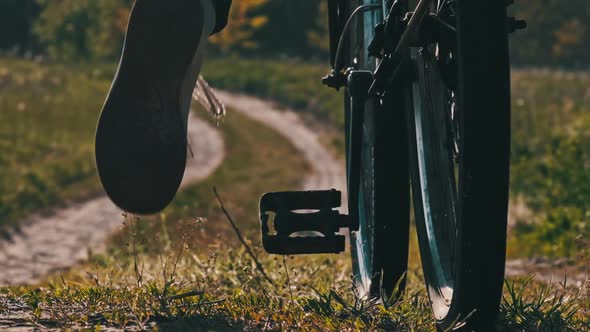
[259,189,351,255]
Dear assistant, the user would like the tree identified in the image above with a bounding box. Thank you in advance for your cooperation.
[307,1,330,55]
[0,0,41,53]
[252,0,320,58]
[510,0,590,67]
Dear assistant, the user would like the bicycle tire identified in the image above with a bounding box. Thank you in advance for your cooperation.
[407,0,511,330]
[348,80,411,299]
[345,0,411,301]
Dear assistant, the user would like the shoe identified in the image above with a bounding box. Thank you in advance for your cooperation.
[95,0,216,214]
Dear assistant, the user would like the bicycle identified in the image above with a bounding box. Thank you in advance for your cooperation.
[259,0,525,330]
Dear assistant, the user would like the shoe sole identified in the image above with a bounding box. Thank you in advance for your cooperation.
[95,0,205,214]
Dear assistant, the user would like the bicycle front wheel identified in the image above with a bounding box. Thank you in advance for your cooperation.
[408,0,511,330]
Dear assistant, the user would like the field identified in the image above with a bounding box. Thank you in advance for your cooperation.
[204,58,590,259]
[0,59,116,229]
[0,58,589,330]
[510,70,590,257]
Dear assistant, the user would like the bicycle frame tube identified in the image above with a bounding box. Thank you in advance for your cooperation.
[327,0,350,68]
[368,0,435,94]
[394,0,433,55]
[362,0,383,70]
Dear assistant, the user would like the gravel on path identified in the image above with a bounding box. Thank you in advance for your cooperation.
[0,112,224,286]
[216,91,348,212]
[217,90,588,287]
[1,89,584,289]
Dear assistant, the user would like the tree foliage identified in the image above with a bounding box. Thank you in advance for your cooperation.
[307,2,330,55]
[0,0,586,66]
[0,0,41,53]
[510,0,590,67]
[33,0,131,61]
[253,0,320,57]
[209,0,269,52]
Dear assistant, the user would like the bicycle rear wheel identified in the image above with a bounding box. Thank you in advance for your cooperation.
[408,0,511,330]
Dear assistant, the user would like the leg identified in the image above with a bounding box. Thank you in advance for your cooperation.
[95,0,229,214]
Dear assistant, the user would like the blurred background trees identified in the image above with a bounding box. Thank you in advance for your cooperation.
[251,0,321,58]
[509,0,590,67]
[0,0,41,54]
[0,0,588,259]
[209,0,269,52]
[33,0,133,61]
[0,0,588,65]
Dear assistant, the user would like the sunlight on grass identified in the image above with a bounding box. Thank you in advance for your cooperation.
[1,58,589,330]
[2,218,588,330]
[0,58,115,228]
[204,57,590,259]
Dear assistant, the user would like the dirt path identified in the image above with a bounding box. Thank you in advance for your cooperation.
[0,112,224,286]
[0,91,347,287]
[218,91,590,287]
[505,257,588,287]
[1,90,584,288]
[216,91,348,212]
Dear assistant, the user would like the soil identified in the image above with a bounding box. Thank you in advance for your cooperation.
[1,90,585,288]
[0,112,224,286]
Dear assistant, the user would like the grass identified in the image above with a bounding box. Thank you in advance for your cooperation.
[499,276,589,331]
[2,56,587,256]
[0,58,116,229]
[203,57,343,128]
[1,221,588,330]
[202,57,347,153]
[1,58,589,330]
[204,57,590,259]
[509,70,590,257]
[105,108,308,256]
